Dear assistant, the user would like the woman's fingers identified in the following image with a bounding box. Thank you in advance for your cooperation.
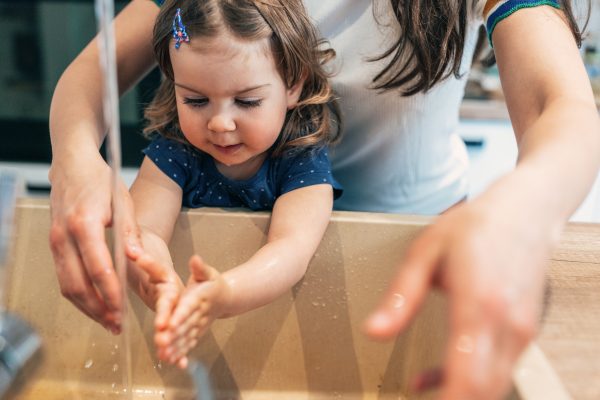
[439,323,518,400]
[364,229,442,339]
[50,209,122,333]
[75,219,123,323]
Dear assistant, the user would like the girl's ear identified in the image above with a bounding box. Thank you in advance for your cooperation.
[286,77,306,109]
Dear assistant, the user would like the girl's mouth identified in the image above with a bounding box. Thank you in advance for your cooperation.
[213,143,243,155]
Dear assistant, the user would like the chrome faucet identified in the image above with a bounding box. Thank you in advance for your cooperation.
[0,171,42,399]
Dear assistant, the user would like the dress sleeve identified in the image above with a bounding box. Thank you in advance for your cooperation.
[142,136,191,189]
[483,0,560,47]
[278,147,343,200]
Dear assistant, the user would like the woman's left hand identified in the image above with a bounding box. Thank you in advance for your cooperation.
[365,198,554,399]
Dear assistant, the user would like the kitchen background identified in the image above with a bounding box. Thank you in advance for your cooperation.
[1,0,599,220]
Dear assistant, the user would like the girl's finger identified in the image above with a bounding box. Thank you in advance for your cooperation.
[137,254,168,283]
[174,309,202,338]
[188,255,214,282]
[169,286,211,328]
[155,287,179,329]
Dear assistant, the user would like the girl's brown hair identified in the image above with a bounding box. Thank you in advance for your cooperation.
[371,0,589,96]
[144,0,341,156]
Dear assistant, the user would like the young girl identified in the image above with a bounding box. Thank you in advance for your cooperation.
[125,0,342,369]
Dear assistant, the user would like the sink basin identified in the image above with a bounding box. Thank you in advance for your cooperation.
[6,198,572,399]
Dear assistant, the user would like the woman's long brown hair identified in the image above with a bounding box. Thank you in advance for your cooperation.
[370,0,589,96]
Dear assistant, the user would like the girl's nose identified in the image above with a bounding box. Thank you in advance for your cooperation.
[207,113,236,133]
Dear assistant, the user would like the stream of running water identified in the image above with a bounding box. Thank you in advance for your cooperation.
[94,0,132,397]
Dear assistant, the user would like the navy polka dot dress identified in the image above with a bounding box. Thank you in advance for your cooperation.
[143,136,342,210]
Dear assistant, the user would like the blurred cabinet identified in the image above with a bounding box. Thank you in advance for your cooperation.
[0,1,159,166]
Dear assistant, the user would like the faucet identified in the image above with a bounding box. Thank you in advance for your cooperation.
[0,171,42,399]
[0,312,42,398]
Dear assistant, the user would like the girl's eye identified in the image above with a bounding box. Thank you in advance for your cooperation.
[236,98,262,108]
[183,98,208,107]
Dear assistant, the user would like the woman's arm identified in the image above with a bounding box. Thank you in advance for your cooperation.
[491,6,600,226]
[365,5,600,400]
[48,0,159,333]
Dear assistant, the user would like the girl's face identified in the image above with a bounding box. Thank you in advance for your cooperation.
[170,34,303,179]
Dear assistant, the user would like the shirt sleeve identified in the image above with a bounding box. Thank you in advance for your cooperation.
[483,0,560,47]
[278,147,343,200]
[142,136,191,189]
[152,0,164,6]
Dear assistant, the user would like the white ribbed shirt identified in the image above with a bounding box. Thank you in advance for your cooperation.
[304,1,486,214]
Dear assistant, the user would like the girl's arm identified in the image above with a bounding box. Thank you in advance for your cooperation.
[365,6,600,400]
[48,0,160,332]
[127,157,185,317]
[220,183,334,316]
[155,184,334,368]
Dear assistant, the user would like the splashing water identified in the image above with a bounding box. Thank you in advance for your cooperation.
[94,0,132,398]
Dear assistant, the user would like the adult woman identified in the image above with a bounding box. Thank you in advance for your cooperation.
[48,1,600,398]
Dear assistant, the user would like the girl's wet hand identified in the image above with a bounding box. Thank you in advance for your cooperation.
[155,255,230,369]
[364,200,553,399]
[131,253,184,330]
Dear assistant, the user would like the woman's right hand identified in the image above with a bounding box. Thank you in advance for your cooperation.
[46,0,159,334]
[48,156,141,334]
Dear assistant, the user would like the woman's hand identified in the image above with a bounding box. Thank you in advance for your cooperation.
[49,157,142,334]
[365,198,554,399]
[153,255,231,369]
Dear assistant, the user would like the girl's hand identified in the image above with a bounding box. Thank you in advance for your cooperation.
[155,255,231,369]
[365,199,553,399]
[128,252,184,331]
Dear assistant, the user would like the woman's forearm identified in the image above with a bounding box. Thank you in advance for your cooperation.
[49,0,159,170]
[49,55,107,159]
[478,99,600,236]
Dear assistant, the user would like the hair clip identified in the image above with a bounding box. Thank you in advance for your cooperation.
[172,8,190,49]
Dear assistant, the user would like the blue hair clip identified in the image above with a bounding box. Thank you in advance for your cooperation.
[172,8,190,49]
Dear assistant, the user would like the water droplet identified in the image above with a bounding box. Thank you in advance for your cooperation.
[111,382,117,389]
[393,293,406,309]
[112,363,119,372]
[311,301,319,307]
[456,335,474,353]
[84,359,94,369]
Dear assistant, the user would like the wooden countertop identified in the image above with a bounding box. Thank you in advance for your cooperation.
[528,223,600,399]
